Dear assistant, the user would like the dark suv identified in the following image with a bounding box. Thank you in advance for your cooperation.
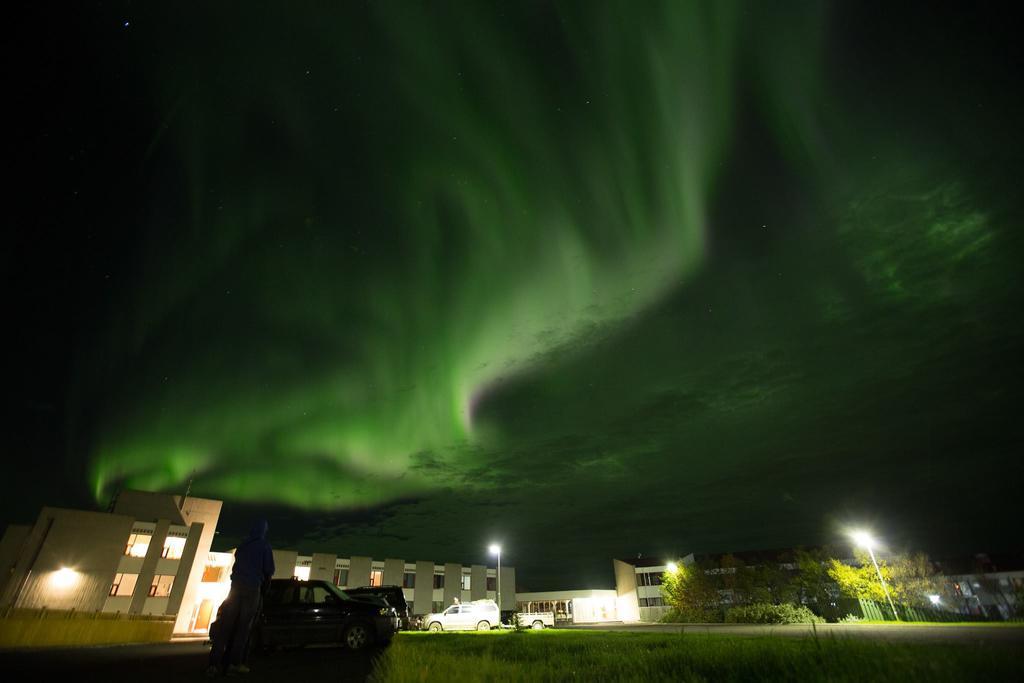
[213,578,398,651]
[345,586,414,630]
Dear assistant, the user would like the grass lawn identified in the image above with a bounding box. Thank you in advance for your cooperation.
[842,620,1023,627]
[369,630,1023,682]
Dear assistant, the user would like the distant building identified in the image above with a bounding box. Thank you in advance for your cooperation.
[516,589,621,624]
[613,550,1024,622]
[275,551,516,617]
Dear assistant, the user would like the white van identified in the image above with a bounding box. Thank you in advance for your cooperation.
[423,599,500,631]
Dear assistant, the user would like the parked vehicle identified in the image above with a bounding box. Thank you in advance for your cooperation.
[211,578,398,651]
[516,612,555,629]
[346,585,414,630]
[423,599,500,631]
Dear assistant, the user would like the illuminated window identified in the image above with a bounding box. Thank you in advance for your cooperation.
[149,575,174,597]
[333,568,349,586]
[293,566,310,581]
[124,533,151,557]
[369,570,383,587]
[162,536,186,559]
[110,572,139,597]
[201,565,223,583]
[461,574,471,591]
[402,572,416,588]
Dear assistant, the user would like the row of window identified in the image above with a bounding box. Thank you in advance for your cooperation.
[638,597,665,607]
[109,572,175,598]
[329,568,495,591]
[123,533,186,560]
[636,572,663,587]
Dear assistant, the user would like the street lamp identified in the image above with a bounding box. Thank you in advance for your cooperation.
[666,562,678,573]
[849,530,899,621]
[489,544,502,616]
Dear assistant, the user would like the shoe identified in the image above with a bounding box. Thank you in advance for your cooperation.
[226,664,251,676]
[204,665,220,677]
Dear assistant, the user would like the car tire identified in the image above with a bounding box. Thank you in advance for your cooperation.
[476,621,491,631]
[343,621,374,651]
[428,622,442,632]
[532,620,544,630]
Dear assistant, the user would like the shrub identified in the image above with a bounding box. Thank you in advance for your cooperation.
[659,607,724,623]
[725,603,824,624]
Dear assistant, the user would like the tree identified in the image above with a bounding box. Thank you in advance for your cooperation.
[660,561,721,622]
[827,550,944,607]
[886,553,944,607]
[827,550,889,601]
[793,548,834,608]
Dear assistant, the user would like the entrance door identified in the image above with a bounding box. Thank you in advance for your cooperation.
[194,599,213,631]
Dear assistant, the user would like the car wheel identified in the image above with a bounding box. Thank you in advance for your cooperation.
[428,622,442,632]
[343,622,373,651]
[476,621,491,631]
[532,620,545,629]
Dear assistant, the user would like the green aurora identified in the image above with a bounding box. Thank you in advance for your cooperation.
[44,1,1020,584]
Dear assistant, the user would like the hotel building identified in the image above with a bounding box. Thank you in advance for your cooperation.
[0,490,516,636]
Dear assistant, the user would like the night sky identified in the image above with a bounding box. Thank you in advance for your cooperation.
[8,1,1023,590]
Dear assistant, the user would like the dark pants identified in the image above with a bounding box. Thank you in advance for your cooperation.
[209,582,261,670]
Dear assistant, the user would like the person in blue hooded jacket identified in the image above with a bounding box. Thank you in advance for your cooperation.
[207,519,275,676]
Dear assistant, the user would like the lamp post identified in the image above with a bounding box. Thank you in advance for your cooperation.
[489,544,502,617]
[851,530,899,621]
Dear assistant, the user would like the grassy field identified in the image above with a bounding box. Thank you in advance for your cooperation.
[369,630,1023,682]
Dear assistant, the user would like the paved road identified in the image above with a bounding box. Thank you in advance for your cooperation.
[565,621,1024,645]
[0,640,384,681]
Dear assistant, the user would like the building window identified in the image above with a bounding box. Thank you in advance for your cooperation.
[110,572,138,597]
[148,575,174,597]
[648,572,662,586]
[461,574,471,591]
[293,566,310,581]
[124,533,151,558]
[201,565,222,583]
[402,572,416,589]
[486,576,496,591]
[370,570,384,587]
[162,537,186,559]
[433,574,445,589]
[432,601,443,613]
[334,568,349,587]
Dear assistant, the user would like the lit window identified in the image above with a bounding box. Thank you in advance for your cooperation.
[294,566,310,581]
[124,533,152,557]
[461,574,471,591]
[334,568,349,586]
[110,572,139,596]
[370,570,383,587]
[402,572,416,588]
[201,565,223,583]
[149,575,174,597]
[162,537,186,559]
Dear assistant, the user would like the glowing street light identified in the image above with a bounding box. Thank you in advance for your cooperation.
[849,529,899,621]
[928,594,941,606]
[666,562,678,573]
[489,544,502,616]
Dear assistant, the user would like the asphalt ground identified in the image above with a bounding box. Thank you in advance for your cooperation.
[0,640,384,681]
[564,621,1024,645]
